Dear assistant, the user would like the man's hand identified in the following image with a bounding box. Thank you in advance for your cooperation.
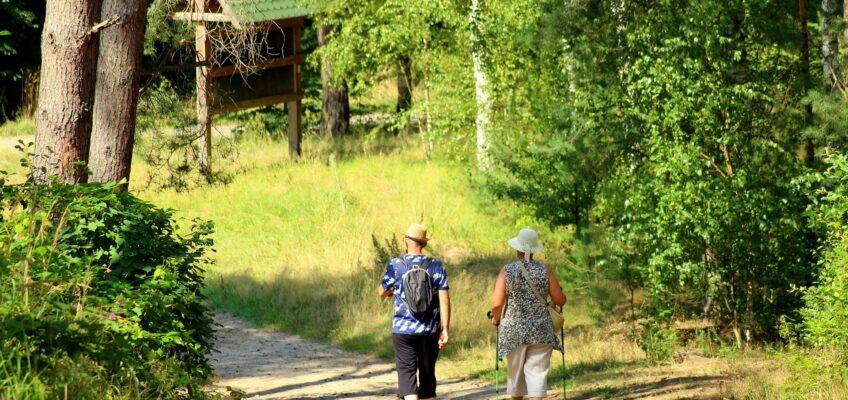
[378,284,394,298]
[490,318,500,327]
[438,330,449,349]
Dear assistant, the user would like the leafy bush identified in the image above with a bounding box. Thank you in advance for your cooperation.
[0,173,215,398]
[803,154,848,353]
[632,322,679,364]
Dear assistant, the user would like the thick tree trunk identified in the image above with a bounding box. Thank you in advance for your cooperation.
[396,56,413,113]
[822,0,839,92]
[318,24,349,138]
[89,0,148,188]
[34,0,102,183]
[470,0,491,171]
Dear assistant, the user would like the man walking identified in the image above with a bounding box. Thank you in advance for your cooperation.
[379,223,451,400]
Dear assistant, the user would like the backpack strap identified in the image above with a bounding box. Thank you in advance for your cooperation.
[400,256,431,270]
[518,261,550,306]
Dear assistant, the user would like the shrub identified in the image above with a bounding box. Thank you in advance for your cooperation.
[631,321,679,364]
[0,174,215,398]
[802,154,848,353]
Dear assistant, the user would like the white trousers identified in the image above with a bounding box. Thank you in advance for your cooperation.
[506,344,553,397]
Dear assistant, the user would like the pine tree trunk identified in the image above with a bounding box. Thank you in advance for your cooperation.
[396,56,413,113]
[89,0,148,188]
[470,0,492,171]
[318,24,349,138]
[34,0,102,183]
[822,0,839,92]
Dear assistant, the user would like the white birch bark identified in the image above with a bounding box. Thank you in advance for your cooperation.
[470,0,492,172]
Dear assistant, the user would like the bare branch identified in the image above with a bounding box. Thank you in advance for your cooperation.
[90,14,121,36]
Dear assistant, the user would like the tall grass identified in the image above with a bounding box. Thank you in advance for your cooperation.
[126,132,640,381]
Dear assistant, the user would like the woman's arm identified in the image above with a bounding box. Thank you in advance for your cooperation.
[547,267,566,306]
[491,268,507,325]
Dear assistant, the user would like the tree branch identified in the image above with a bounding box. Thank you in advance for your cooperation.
[90,14,120,36]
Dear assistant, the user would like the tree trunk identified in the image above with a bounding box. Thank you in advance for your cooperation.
[845,0,848,52]
[318,24,349,138]
[34,0,102,183]
[470,0,492,171]
[799,0,815,165]
[822,0,839,92]
[195,0,212,176]
[89,0,148,188]
[396,55,413,113]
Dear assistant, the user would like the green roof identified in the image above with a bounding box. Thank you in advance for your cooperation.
[223,0,310,25]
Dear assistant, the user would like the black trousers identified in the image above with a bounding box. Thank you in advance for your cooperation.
[392,333,440,398]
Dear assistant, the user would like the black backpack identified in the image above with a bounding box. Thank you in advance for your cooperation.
[399,257,436,317]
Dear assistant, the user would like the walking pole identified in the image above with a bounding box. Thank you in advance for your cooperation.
[560,305,566,400]
[487,311,500,400]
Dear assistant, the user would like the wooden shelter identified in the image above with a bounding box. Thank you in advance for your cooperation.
[174,0,309,168]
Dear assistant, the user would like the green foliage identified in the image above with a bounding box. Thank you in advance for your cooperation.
[483,0,825,339]
[307,0,466,93]
[371,233,402,269]
[632,322,679,364]
[228,105,289,141]
[0,165,215,398]
[802,154,848,352]
[136,81,236,191]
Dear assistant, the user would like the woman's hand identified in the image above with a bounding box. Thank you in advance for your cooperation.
[490,318,500,327]
[438,330,449,349]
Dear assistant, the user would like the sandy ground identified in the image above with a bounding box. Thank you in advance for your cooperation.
[210,313,502,400]
[211,313,736,400]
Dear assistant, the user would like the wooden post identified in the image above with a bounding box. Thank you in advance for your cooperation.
[288,25,303,159]
[287,100,302,158]
[194,0,213,174]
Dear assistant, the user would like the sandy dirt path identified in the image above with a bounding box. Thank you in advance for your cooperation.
[211,313,503,400]
[211,313,732,400]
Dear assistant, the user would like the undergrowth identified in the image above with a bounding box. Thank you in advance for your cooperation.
[0,163,216,398]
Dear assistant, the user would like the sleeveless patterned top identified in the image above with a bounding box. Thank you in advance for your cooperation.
[497,260,563,359]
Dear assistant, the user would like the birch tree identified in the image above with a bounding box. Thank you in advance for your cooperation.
[469,0,491,171]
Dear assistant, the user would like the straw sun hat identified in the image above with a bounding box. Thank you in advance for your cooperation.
[404,223,429,244]
[508,228,544,254]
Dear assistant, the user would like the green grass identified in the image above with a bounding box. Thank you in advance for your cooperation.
[0,117,35,137]
[125,131,621,380]
[7,115,840,396]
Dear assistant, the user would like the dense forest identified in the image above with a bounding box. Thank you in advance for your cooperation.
[2,0,848,398]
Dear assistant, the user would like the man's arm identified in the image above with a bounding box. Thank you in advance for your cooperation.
[438,290,450,348]
[379,262,395,298]
[378,284,394,298]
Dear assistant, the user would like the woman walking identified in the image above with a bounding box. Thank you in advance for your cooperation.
[490,228,566,400]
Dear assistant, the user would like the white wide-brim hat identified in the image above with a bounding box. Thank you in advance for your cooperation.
[507,228,543,254]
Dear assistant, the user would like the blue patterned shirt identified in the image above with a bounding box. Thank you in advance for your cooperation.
[381,254,449,336]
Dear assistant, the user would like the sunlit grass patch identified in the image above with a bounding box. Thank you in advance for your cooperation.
[0,117,35,137]
[129,131,598,383]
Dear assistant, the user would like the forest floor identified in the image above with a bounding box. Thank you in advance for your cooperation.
[210,312,741,400]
